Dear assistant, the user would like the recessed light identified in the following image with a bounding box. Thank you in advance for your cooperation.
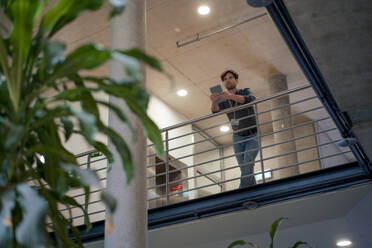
[174,27,181,32]
[220,125,230,132]
[177,89,188,97]
[198,5,210,15]
[337,240,352,247]
[39,155,45,164]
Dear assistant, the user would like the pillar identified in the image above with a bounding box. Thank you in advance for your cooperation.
[268,74,299,179]
[105,1,147,248]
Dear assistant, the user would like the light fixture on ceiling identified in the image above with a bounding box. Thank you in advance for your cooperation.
[197,5,210,15]
[220,125,230,132]
[177,89,188,97]
[336,240,352,247]
[39,154,45,164]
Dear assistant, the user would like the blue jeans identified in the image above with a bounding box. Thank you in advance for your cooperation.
[233,133,259,188]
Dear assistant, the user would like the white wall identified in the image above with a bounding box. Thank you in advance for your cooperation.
[315,119,355,168]
[147,96,196,200]
[193,132,222,197]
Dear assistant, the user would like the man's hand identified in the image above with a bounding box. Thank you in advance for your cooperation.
[219,91,233,100]
[210,93,220,102]
[220,91,246,104]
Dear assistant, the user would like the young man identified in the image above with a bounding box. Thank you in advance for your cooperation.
[210,70,259,188]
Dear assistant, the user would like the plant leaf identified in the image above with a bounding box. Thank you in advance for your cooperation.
[270,217,288,248]
[93,141,114,163]
[61,116,73,141]
[98,122,133,182]
[100,191,117,214]
[290,241,309,248]
[119,48,163,71]
[44,40,66,67]
[228,240,246,248]
[112,52,141,81]
[41,0,105,36]
[15,183,48,248]
[61,195,92,230]
[45,44,111,84]
[74,110,97,144]
[61,163,101,188]
[109,0,126,19]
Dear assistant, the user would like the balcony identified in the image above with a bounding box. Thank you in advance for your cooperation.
[56,83,370,244]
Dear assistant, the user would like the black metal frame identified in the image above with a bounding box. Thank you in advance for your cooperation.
[77,162,369,240]
[148,162,368,229]
[266,0,372,174]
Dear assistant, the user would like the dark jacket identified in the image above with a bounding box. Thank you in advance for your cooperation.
[212,88,257,136]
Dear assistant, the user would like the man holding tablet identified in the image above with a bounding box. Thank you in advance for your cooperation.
[210,69,259,188]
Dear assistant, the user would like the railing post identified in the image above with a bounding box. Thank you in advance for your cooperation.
[165,131,170,204]
[255,104,266,183]
[84,153,91,225]
[219,146,226,192]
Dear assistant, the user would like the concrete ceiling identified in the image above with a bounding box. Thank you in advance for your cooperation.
[146,0,309,139]
[282,0,372,161]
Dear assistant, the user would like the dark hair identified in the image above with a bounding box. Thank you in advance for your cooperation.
[220,70,239,81]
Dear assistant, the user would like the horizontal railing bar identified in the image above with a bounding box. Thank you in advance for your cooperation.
[259,106,324,127]
[146,127,338,184]
[260,139,342,163]
[260,127,337,151]
[70,210,106,221]
[159,84,312,132]
[147,114,331,169]
[257,95,319,116]
[67,188,104,199]
[59,199,104,213]
[196,170,223,188]
[147,91,316,148]
[147,122,256,159]
[260,116,330,139]
[75,149,96,158]
[146,146,260,180]
[148,150,352,200]
[147,137,341,181]
[147,159,257,190]
[147,105,327,163]
[147,115,331,163]
[79,157,107,167]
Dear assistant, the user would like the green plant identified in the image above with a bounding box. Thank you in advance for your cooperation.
[228,218,314,248]
[0,0,163,247]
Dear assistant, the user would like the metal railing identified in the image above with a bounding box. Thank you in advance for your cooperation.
[146,84,355,208]
[55,83,356,225]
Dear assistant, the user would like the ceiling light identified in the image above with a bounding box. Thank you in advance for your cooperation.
[177,89,188,97]
[220,125,230,132]
[198,5,210,15]
[337,240,352,247]
[39,155,45,164]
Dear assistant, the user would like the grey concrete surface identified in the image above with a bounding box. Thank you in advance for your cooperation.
[105,1,148,247]
[283,0,372,161]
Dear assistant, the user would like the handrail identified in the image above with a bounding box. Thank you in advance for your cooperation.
[159,84,312,132]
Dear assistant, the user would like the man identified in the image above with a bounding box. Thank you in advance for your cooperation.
[210,70,259,188]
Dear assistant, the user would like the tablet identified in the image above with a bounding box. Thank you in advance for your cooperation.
[210,85,225,104]
[209,85,223,94]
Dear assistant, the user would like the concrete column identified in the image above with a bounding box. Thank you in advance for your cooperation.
[268,74,299,179]
[105,1,147,248]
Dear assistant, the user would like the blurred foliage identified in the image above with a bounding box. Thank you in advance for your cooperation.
[0,0,163,247]
[228,218,315,248]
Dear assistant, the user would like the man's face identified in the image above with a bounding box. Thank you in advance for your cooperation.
[222,72,238,90]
